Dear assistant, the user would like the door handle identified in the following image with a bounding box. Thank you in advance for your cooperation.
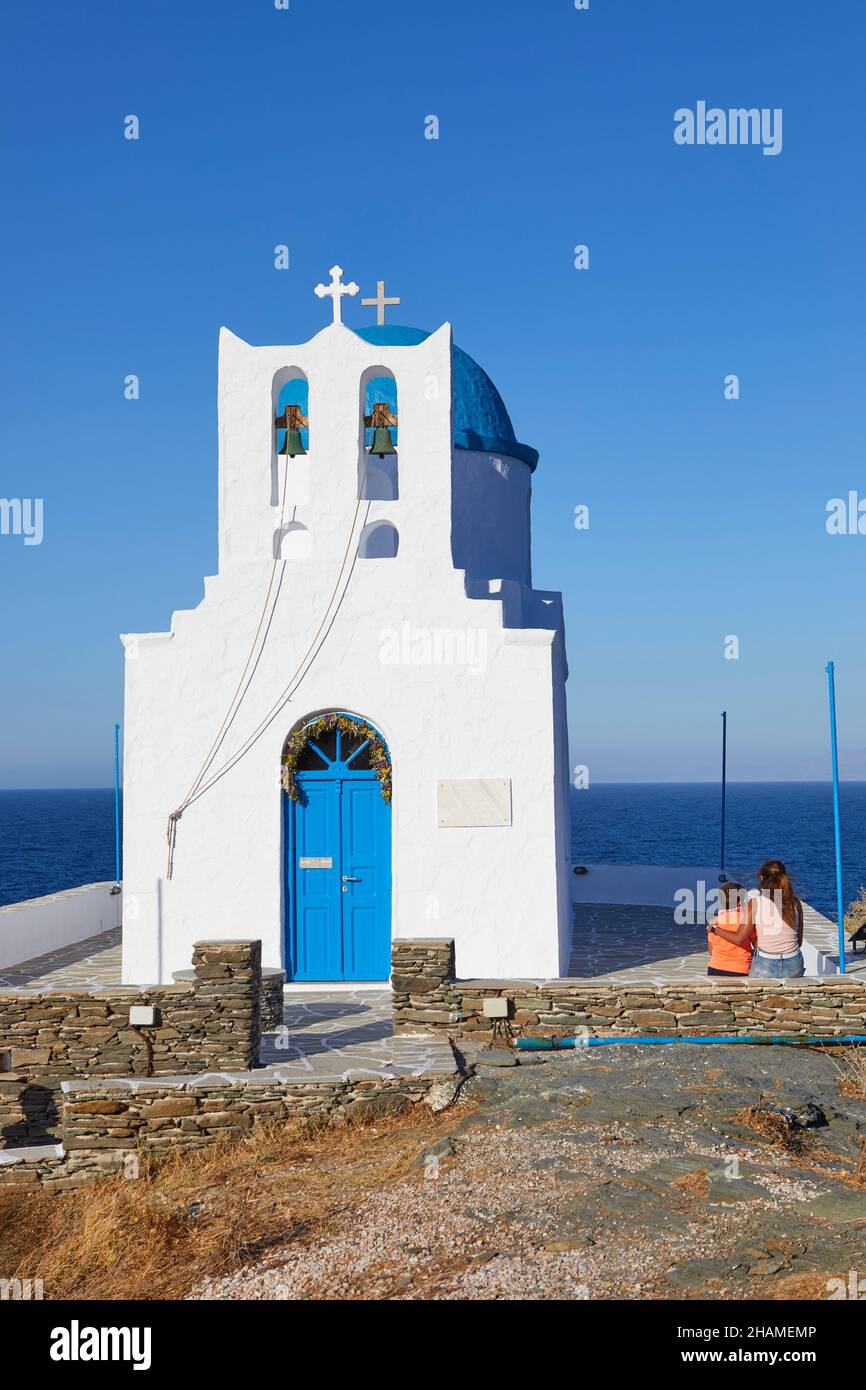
[341,875,361,882]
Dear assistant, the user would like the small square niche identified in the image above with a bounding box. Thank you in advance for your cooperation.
[483,997,510,1019]
[129,1005,159,1027]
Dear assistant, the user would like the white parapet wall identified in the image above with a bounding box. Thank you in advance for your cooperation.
[0,883,122,971]
[570,863,744,912]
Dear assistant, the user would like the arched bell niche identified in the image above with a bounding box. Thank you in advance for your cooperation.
[358,366,398,500]
[274,521,311,560]
[271,367,309,507]
[358,520,399,559]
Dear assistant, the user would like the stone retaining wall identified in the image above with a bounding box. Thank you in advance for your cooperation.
[0,1071,28,1148]
[172,963,285,1032]
[0,1072,449,1190]
[0,1073,58,1148]
[260,971,285,1031]
[392,938,866,1039]
[0,940,262,1078]
[391,939,461,1028]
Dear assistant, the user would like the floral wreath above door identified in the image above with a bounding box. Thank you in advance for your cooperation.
[281,713,391,805]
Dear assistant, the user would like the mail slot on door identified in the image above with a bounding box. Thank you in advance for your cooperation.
[298,856,332,869]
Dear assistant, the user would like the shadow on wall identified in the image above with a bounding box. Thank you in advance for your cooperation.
[358,521,399,559]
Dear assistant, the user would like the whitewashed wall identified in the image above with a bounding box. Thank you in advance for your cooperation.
[121,322,571,984]
[0,882,122,971]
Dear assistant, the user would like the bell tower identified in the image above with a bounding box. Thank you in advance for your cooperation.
[121,265,572,986]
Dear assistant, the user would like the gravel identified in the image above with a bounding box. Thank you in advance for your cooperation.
[192,1044,866,1301]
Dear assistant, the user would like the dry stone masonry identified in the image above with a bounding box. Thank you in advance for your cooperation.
[0,940,263,1078]
[392,939,866,1040]
[0,1072,58,1149]
[391,940,461,1028]
[0,1072,452,1190]
[0,1069,28,1148]
[259,967,287,1031]
[172,961,285,1032]
[0,941,459,1190]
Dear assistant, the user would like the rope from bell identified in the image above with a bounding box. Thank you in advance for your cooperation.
[166,451,292,876]
[168,451,291,805]
[166,447,374,877]
[178,461,373,811]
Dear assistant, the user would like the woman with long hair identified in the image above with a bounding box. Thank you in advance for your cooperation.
[707,859,805,979]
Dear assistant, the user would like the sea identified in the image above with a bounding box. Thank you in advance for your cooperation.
[0,783,864,919]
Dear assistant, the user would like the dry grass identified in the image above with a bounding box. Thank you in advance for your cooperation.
[733,1102,866,1189]
[766,1272,836,1300]
[733,1104,811,1154]
[836,1047,866,1102]
[843,885,866,939]
[672,1166,710,1199]
[0,1106,454,1301]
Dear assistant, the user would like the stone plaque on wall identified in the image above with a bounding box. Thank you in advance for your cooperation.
[436,778,512,828]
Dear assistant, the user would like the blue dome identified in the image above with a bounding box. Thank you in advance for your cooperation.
[353,325,539,471]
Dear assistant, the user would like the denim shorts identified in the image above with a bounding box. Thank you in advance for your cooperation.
[750,949,805,979]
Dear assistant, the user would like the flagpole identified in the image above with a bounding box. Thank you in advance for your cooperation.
[114,722,121,890]
[720,711,727,876]
[826,663,846,974]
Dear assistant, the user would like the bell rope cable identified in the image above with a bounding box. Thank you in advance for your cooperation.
[174,451,292,814]
[166,447,374,877]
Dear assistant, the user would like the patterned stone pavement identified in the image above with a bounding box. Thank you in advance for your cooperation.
[567,903,713,983]
[797,903,866,978]
[0,927,122,990]
[567,900,866,984]
[260,991,455,1080]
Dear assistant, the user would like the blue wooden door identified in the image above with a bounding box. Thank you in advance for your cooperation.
[286,723,391,981]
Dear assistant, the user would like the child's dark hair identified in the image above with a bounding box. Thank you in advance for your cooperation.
[719,880,745,910]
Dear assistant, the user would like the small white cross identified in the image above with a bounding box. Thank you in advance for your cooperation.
[362,279,401,326]
[314,265,359,325]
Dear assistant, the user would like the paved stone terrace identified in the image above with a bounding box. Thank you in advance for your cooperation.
[3,908,862,996]
[568,903,716,983]
[0,926,122,990]
[800,903,866,977]
[259,990,454,1081]
[567,902,866,984]
[2,900,862,1058]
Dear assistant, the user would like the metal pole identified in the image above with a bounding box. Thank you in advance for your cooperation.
[114,722,121,888]
[720,711,727,875]
[826,662,846,975]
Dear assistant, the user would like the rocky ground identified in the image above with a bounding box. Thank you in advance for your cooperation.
[194,1043,866,1301]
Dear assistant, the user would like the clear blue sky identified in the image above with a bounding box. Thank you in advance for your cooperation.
[1,0,864,786]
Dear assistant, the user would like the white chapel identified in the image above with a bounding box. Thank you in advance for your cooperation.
[120,268,573,985]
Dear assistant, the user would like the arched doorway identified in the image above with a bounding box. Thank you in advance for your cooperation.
[282,713,392,981]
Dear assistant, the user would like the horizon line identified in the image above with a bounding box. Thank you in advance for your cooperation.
[1,779,865,792]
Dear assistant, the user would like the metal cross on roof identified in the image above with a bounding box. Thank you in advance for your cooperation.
[314,265,359,325]
[362,278,401,326]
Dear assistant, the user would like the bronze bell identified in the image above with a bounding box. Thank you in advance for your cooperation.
[275,404,307,457]
[366,401,397,458]
[279,428,306,457]
[369,426,396,458]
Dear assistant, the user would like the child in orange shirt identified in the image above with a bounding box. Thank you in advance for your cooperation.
[706,881,755,976]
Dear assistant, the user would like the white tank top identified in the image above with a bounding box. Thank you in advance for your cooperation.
[749,889,800,955]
